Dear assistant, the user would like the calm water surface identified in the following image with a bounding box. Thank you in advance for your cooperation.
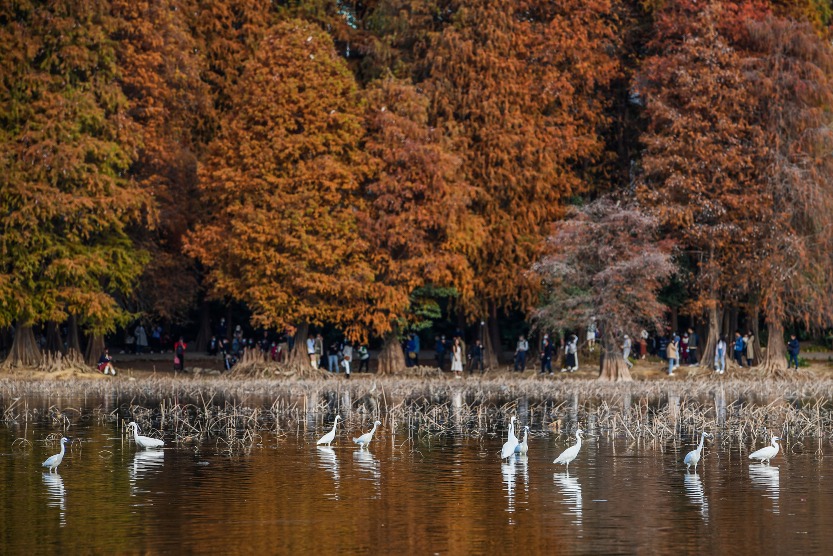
[2,417,832,554]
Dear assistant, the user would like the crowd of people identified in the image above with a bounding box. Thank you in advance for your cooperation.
[95,318,804,377]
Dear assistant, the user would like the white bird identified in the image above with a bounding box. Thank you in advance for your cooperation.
[684,432,712,472]
[352,420,381,449]
[514,425,530,455]
[749,435,781,464]
[500,416,518,460]
[317,415,342,446]
[127,422,165,449]
[42,437,70,473]
[553,429,584,471]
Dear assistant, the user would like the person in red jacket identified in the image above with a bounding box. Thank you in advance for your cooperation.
[174,337,187,371]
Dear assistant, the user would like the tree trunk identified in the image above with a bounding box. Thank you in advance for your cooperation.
[46,321,64,354]
[377,323,405,375]
[729,307,739,337]
[749,305,762,367]
[759,318,788,374]
[700,304,722,370]
[598,336,632,381]
[85,333,105,366]
[66,315,82,352]
[194,301,211,353]
[721,309,731,342]
[288,322,311,367]
[2,324,43,369]
[670,306,679,334]
[485,301,501,368]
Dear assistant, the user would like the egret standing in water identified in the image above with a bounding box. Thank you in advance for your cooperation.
[749,436,781,465]
[317,415,342,446]
[42,437,70,473]
[501,416,518,460]
[684,432,712,472]
[553,429,584,471]
[515,425,530,455]
[353,420,381,450]
[126,422,165,449]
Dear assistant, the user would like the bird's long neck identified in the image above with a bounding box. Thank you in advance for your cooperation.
[575,432,582,447]
[697,434,705,452]
[772,438,779,450]
[330,420,339,435]
[522,429,528,443]
[59,441,66,457]
[132,426,140,441]
[370,423,378,435]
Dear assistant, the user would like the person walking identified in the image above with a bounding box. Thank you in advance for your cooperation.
[174,337,187,371]
[733,332,745,367]
[434,335,447,370]
[327,341,340,373]
[451,337,463,378]
[564,335,579,372]
[307,335,318,369]
[687,328,698,365]
[745,331,756,367]
[341,342,353,378]
[622,334,633,368]
[469,340,484,375]
[357,344,370,373]
[666,338,678,376]
[314,334,324,369]
[514,335,528,371]
[540,337,553,375]
[787,334,800,369]
[715,336,727,374]
[586,321,596,352]
[134,324,148,354]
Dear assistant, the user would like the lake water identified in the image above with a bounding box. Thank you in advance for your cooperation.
[1,416,832,554]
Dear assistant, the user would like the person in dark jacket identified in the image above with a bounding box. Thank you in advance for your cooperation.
[787,334,800,370]
[733,332,745,367]
[540,338,553,375]
[469,340,484,375]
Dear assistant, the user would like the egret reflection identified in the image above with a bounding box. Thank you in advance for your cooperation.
[502,458,516,515]
[554,472,583,526]
[683,472,709,520]
[353,448,381,497]
[129,449,165,496]
[749,464,780,514]
[317,446,340,498]
[42,472,66,527]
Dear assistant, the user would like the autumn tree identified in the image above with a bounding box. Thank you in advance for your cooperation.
[741,15,833,371]
[415,0,621,364]
[186,20,375,366]
[0,0,149,368]
[533,199,675,381]
[361,77,479,372]
[111,0,213,329]
[635,0,768,367]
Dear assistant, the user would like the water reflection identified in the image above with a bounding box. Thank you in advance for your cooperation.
[317,446,340,499]
[353,449,380,498]
[129,449,165,497]
[502,458,516,516]
[554,472,583,526]
[41,472,66,527]
[749,464,780,514]
[683,472,709,520]
[517,455,529,492]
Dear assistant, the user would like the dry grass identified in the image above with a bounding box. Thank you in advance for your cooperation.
[1,374,832,454]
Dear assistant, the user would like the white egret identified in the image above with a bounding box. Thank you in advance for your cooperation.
[514,425,530,455]
[749,435,780,464]
[352,420,381,449]
[42,437,70,473]
[684,432,712,472]
[500,416,518,460]
[317,415,342,446]
[553,429,584,471]
[127,421,165,449]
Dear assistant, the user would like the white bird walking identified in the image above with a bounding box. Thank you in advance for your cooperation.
[684,432,712,472]
[500,416,518,460]
[127,421,165,449]
[352,420,381,450]
[553,429,584,471]
[514,425,530,455]
[317,415,342,446]
[42,437,70,473]
[749,435,780,464]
